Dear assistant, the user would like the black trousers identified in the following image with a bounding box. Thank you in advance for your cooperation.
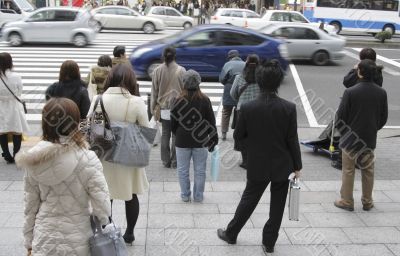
[226,179,289,247]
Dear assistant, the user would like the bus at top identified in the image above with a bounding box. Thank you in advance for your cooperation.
[303,0,400,36]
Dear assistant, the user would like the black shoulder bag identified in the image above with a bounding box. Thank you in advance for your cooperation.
[231,83,250,130]
[0,76,27,114]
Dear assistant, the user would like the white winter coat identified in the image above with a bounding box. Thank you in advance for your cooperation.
[87,87,150,200]
[15,140,111,256]
[0,70,29,134]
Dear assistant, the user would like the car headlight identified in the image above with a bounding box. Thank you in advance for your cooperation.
[278,43,289,59]
[132,47,152,59]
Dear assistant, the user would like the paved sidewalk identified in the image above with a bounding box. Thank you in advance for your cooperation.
[0,128,400,256]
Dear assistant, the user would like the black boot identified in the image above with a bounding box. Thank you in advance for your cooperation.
[0,134,14,164]
[13,134,22,157]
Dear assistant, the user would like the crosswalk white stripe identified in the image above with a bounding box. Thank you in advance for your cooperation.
[11,58,98,62]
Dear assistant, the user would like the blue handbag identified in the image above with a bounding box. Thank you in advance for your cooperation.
[210,146,220,182]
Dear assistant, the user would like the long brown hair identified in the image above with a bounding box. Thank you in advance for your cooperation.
[179,88,207,101]
[104,63,139,96]
[42,98,86,148]
[0,52,13,77]
[59,60,81,82]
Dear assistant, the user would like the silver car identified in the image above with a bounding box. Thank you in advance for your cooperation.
[261,23,346,65]
[146,6,194,29]
[1,7,96,47]
[92,6,165,34]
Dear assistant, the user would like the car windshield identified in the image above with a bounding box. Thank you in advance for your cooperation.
[259,24,278,33]
[131,9,141,16]
[14,0,35,11]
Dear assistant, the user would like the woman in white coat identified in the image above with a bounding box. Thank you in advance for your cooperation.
[88,63,149,245]
[0,52,29,163]
[16,98,111,256]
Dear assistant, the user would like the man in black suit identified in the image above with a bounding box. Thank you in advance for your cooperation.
[334,59,388,212]
[217,60,302,254]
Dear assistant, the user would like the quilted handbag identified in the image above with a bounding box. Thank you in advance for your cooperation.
[89,216,128,256]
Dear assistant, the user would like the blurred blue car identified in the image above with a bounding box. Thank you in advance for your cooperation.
[130,25,289,79]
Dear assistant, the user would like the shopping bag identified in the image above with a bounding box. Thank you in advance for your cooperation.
[210,146,220,182]
[149,117,161,146]
[288,173,300,221]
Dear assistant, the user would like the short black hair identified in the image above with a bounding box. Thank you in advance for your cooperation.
[359,48,376,62]
[113,45,126,57]
[358,59,377,81]
[255,60,283,94]
[98,55,112,67]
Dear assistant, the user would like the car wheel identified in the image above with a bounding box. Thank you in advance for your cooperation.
[329,21,342,34]
[147,61,162,78]
[312,50,330,66]
[143,22,155,34]
[73,34,88,47]
[383,24,395,35]
[183,22,192,29]
[8,32,23,47]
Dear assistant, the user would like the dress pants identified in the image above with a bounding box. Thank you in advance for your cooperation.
[340,150,375,207]
[161,119,176,167]
[226,179,289,247]
[221,106,234,134]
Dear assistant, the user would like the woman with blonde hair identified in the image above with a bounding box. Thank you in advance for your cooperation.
[16,98,111,256]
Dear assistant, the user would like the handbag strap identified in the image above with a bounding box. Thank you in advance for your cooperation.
[0,75,24,104]
[98,95,112,130]
[238,82,250,98]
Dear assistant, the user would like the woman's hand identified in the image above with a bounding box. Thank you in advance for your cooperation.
[294,170,301,179]
[27,249,32,256]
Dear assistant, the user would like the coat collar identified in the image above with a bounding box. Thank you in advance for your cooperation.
[103,87,130,95]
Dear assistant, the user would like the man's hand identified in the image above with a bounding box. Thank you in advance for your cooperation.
[294,170,301,179]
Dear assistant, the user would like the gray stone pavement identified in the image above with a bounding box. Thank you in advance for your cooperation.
[1,128,400,255]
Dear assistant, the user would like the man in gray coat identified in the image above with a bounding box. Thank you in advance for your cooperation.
[219,50,245,141]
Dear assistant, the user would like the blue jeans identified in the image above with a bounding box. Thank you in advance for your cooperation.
[176,147,208,201]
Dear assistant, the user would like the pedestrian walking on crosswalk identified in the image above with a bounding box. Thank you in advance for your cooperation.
[151,47,186,169]
[0,52,29,164]
[45,60,91,119]
[86,55,112,101]
[112,45,130,67]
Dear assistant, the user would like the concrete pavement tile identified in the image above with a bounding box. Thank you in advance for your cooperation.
[373,202,400,212]
[328,244,395,256]
[304,212,365,228]
[383,191,400,202]
[149,182,164,192]
[392,180,400,189]
[148,204,164,214]
[211,181,246,192]
[164,182,212,192]
[5,181,23,191]
[0,246,26,256]
[285,227,352,245]
[0,212,12,227]
[272,245,331,256]
[0,203,23,213]
[146,245,199,256]
[149,192,189,204]
[235,228,291,245]
[3,212,23,228]
[357,213,400,227]
[132,228,146,246]
[199,246,265,256]
[251,213,310,228]
[374,180,400,191]
[303,180,348,191]
[0,228,23,245]
[300,203,326,213]
[218,203,238,214]
[0,191,23,203]
[164,203,219,214]
[386,244,400,256]
[320,203,381,213]
[148,214,194,228]
[0,181,12,191]
[300,191,338,204]
[147,228,165,245]
[343,227,400,243]
[194,214,253,229]
[126,245,145,256]
[352,191,393,203]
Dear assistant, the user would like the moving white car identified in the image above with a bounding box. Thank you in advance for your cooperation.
[261,10,338,34]
[146,6,194,29]
[92,6,165,34]
[260,23,346,65]
[1,7,97,47]
[210,8,266,29]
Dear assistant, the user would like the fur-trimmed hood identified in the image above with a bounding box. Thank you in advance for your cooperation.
[15,140,83,186]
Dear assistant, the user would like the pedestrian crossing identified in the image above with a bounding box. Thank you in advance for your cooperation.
[0,38,223,123]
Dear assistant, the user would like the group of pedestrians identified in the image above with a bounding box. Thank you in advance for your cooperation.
[0,45,389,255]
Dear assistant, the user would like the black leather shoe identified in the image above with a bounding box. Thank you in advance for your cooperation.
[2,153,14,164]
[239,163,247,169]
[123,233,135,246]
[217,229,236,244]
[262,244,274,253]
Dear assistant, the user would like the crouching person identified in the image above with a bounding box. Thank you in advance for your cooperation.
[16,98,111,256]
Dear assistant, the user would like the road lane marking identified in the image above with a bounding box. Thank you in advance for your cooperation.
[289,64,319,128]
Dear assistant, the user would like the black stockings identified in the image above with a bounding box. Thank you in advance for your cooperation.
[0,134,22,160]
[125,194,139,235]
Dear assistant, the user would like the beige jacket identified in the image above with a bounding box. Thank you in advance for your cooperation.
[151,62,185,112]
[16,140,111,255]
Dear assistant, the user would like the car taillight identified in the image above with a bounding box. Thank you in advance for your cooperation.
[212,16,217,20]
